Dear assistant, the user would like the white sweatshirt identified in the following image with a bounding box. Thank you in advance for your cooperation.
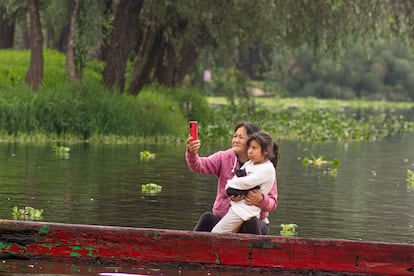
[225,160,276,221]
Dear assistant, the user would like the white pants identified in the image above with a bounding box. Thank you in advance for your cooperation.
[211,208,244,233]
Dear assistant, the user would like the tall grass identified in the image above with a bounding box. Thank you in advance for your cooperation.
[0,49,212,143]
[0,82,194,142]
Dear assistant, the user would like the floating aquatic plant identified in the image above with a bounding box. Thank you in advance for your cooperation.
[280,223,298,237]
[140,151,156,160]
[302,149,340,167]
[141,183,162,194]
[324,168,338,177]
[407,169,414,191]
[52,145,70,159]
[12,206,44,220]
[302,149,339,177]
[52,145,70,153]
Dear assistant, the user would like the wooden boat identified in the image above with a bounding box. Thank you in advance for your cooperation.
[0,219,413,275]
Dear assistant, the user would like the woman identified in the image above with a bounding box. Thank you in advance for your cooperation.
[185,122,278,235]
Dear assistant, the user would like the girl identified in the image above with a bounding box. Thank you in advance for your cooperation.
[211,132,280,234]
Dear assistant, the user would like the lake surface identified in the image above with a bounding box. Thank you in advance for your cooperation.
[0,133,413,245]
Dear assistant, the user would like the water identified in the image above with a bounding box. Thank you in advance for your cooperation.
[0,134,413,243]
[0,134,413,274]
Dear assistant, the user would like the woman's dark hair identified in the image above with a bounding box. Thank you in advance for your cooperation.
[247,131,280,168]
[234,122,261,136]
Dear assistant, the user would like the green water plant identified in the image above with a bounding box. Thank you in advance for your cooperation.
[141,183,162,194]
[280,223,298,237]
[52,145,70,159]
[302,149,340,167]
[302,149,340,177]
[53,145,70,153]
[140,151,156,160]
[407,169,414,191]
[12,206,44,220]
[324,168,338,177]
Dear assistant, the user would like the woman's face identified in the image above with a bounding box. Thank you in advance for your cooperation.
[232,126,248,156]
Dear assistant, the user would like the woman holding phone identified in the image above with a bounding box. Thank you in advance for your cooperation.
[185,121,278,235]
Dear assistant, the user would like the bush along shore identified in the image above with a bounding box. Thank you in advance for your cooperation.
[0,81,413,144]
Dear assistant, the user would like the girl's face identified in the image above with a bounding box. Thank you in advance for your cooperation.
[247,140,267,164]
[232,127,248,156]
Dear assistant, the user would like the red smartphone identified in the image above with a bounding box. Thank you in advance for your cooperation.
[189,121,198,140]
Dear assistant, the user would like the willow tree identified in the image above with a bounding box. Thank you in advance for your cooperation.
[103,0,409,96]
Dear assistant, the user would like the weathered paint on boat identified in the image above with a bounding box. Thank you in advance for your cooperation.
[0,219,413,275]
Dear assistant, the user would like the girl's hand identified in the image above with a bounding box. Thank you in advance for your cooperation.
[245,189,264,206]
[186,136,201,154]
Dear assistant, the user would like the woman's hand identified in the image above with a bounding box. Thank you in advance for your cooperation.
[186,136,201,154]
[245,189,264,206]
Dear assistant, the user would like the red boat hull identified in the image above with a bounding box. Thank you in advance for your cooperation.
[0,219,413,275]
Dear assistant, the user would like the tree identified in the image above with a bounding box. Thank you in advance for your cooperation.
[25,0,43,90]
[66,0,79,82]
[6,0,414,96]
[0,7,15,49]
[102,0,144,92]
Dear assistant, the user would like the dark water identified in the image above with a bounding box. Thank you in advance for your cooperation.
[0,134,413,243]
[0,133,413,274]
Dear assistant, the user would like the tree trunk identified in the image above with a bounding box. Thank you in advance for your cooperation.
[0,8,15,49]
[66,0,79,82]
[25,0,43,91]
[127,28,164,96]
[173,42,203,85]
[20,17,31,49]
[102,0,144,92]
[55,25,69,52]
[154,32,209,87]
[154,42,177,86]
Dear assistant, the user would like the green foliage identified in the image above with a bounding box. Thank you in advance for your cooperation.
[302,149,340,177]
[0,82,188,141]
[164,86,211,122]
[141,183,162,194]
[280,223,298,237]
[1,50,413,143]
[0,49,102,88]
[12,206,44,220]
[408,169,414,191]
[285,41,414,101]
[302,149,340,168]
[201,99,414,143]
[52,145,70,159]
[140,150,156,160]
[135,88,188,138]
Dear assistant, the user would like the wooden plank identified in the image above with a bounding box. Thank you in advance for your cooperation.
[0,219,413,275]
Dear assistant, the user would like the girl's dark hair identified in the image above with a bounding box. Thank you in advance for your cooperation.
[234,122,261,136]
[247,131,280,168]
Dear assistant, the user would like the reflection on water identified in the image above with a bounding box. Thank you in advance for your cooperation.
[0,133,413,244]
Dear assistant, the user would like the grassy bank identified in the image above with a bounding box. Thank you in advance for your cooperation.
[0,49,413,144]
[208,96,414,110]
